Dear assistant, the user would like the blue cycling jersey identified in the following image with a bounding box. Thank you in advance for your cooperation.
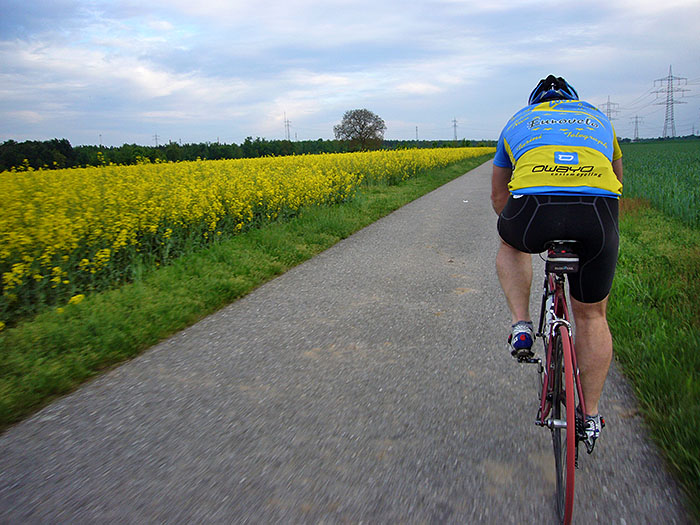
[494,100,622,197]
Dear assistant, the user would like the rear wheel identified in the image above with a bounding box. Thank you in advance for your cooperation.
[551,326,577,524]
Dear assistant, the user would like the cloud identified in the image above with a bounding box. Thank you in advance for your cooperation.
[147,20,175,32]
[396,83,443,96]
[7,110,45,124]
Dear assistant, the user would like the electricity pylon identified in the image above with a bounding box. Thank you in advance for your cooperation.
[653,65,688,138]
[630,116,643,141]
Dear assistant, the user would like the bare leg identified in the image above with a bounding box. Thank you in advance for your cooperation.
[496,240,533,324]
[570,296,613,416]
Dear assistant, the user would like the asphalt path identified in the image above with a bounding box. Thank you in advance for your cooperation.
[0,161,691,523]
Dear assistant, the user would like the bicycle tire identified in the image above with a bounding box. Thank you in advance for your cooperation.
[551,325,577,524]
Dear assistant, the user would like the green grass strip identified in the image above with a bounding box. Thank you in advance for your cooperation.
[609,199,700,517]
[0,155,492,429]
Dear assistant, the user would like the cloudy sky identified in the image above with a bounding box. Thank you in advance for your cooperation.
[2,0,699,146]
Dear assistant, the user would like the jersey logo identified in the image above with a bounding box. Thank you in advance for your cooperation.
[554,151,579,164]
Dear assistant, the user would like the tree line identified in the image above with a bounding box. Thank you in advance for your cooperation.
[0,136,495,172]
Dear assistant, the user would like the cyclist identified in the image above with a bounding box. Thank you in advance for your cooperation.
[491,75,623,451]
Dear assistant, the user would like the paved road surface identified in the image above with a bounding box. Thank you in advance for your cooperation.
[0,161,691,523]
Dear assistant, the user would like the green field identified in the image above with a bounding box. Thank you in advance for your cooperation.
[620,140,700,227]
[611,139,700,516]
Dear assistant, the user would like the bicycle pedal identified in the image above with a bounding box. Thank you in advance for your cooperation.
[517,355,539,365]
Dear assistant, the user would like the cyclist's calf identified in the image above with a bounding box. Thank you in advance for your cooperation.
[569,296,613,416]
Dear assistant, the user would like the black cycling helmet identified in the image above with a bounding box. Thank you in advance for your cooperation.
[528,75,579,105]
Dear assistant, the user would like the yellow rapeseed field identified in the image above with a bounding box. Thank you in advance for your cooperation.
[0,147,494,327]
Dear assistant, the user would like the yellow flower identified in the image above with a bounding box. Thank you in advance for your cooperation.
[68,294,85,305]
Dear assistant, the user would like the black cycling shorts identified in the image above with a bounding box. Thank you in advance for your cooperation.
[497,195,619,303]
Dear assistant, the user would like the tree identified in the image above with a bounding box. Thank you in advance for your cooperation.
[0,138,76,170]
[333,109,386,151]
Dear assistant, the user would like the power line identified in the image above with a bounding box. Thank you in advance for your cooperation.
[619,87,656,110]
[653,65,689,138]
[452,118,457,140]
[618,90,657,114]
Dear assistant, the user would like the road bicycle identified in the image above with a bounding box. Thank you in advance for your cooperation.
[518,240,592,524]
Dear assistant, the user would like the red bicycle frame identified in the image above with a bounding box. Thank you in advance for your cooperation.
[534,269,587,524]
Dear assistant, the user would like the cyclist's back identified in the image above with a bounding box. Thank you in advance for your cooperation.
[492,75,623,305]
